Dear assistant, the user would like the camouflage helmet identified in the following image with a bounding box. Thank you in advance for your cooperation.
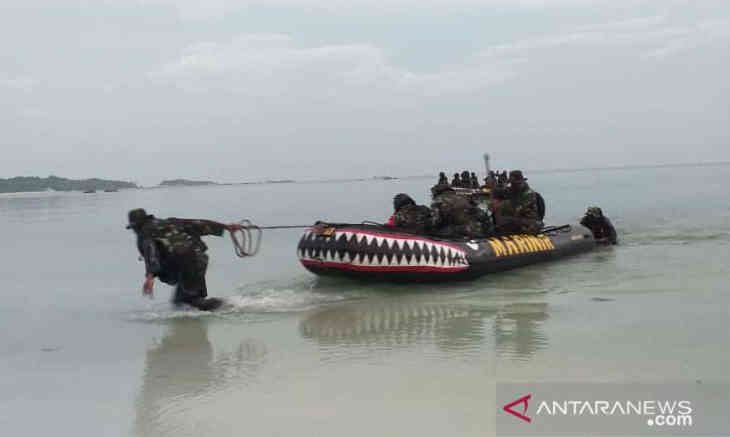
[586,206,603,217]
[508,170,527,182]
[126,208,153,229]
[393,193,415,211]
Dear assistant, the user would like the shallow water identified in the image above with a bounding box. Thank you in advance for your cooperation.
[1,164,729,436]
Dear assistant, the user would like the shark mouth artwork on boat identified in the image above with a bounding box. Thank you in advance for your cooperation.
[298,228,469,272]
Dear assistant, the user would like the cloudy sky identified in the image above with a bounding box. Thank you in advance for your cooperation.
[2,0,729,184]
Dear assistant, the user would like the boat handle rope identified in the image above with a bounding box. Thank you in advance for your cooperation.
[540,224,572,235]
[230,221,316,258]
[230,221,572,258]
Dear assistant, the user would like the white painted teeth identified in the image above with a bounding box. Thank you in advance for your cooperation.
[299,232,469,268]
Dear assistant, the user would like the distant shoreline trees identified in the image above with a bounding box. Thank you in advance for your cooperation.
[158,179,217,187]
[0,176,137,193]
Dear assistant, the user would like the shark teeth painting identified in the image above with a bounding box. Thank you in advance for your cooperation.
[298,228,469,272]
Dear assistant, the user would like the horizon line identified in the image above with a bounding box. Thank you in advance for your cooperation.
[3,159,730,186]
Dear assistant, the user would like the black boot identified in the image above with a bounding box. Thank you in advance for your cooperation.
[189,297,224,311]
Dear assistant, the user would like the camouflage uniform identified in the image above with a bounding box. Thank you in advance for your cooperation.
[393,204,433,234]
[580,206,617,244]
[430,190,487,238]
[135,216,226,309]
[493,184,543,234]
[461,171,470,187]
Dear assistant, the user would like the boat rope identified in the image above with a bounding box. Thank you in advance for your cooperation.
[254,225,314,229]
[540,224,572,234]
[230,219,575,258]
[230,219,263,258]
[229,221,326,258]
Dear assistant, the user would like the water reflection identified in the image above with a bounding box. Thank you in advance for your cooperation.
[494,303,549,361]
[134,319,266,437]
[299,298,550,361]
[300,299,490,348]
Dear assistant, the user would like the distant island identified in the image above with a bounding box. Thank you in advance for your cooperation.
[159,179,217,187]
[0,176,137,193]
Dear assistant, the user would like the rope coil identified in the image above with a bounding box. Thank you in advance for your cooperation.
[229,221,318,258]
[230,219,263,257]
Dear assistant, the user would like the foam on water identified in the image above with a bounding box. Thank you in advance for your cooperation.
[128,301,222,321]
[224,287,353,313]
[128,277,371,320]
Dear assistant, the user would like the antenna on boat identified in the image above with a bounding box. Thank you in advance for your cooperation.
[483,153,491,176]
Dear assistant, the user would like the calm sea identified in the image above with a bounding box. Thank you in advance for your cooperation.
[1,164,728,436]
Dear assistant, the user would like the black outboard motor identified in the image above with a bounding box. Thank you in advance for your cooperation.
[580,206,617,245]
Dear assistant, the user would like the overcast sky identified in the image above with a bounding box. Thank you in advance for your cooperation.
[2,0,729,185]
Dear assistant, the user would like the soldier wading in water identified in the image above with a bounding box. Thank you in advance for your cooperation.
[127,208,245,311]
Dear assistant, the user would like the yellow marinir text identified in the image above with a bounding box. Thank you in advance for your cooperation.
[511,236,530,253]
[487,234,555,257]
[487,238,507,256]
[502,238,519,255]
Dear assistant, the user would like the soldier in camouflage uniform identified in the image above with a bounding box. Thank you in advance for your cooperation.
[390,193,433,234]
[492,170,543,235]
[461,170,470,188]
[580,206,617,245]
[127,208,244,311]
[430,184,490,238]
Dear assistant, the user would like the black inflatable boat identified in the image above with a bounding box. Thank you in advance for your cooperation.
[297,223,599,282]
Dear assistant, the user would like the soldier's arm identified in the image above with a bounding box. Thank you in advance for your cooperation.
[515,193,539,221]
[141,239,162,277]
[429,202,444,227]
[171,218,228,237]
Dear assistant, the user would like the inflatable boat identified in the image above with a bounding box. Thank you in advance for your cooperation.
[297,222,599,282]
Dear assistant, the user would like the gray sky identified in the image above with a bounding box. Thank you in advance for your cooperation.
[2,0,729,185]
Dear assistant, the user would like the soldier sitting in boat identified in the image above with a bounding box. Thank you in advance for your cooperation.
[438,172,449,185]
[490,170,543,235]
[461,170,471,188]
[497,171,508,186]
[580,206,618,245]
[451,173,462,187]
[385,193,433,234]
[430,184,491,239]
[470,172,479,189]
